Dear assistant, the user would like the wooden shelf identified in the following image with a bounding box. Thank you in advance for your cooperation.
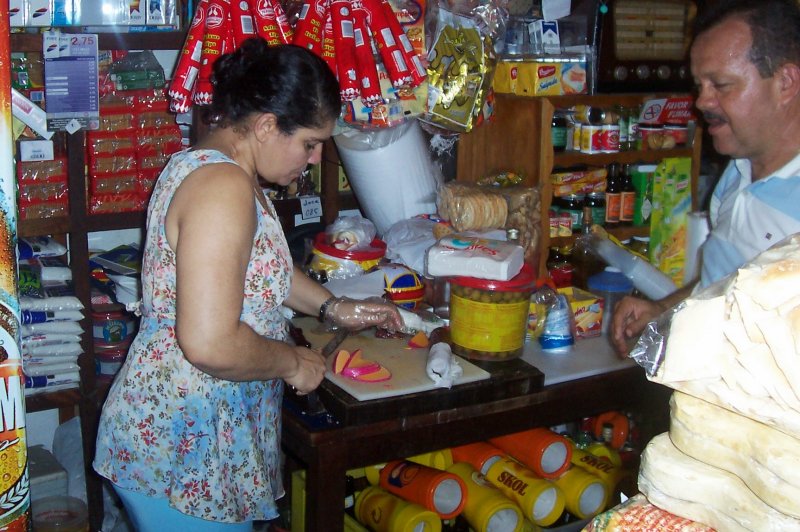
[10,29,186,52]
[85,211,147,232]
[19,217,72,238]
[456,93,702,277]
[24,388,81,414]
[553,147,695,168]
[550,225,650,248]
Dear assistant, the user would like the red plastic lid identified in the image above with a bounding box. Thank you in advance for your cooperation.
[450,264,537,292]
[313,233,386,261]
[94,337,132,354]
[95,347,128,362]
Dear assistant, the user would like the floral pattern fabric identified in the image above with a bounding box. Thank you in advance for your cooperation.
[94,149,293,523]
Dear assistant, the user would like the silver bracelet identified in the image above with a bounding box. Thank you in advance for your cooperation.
[318,296,337,322]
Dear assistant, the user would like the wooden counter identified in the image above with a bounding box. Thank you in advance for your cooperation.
[281,340,671,531]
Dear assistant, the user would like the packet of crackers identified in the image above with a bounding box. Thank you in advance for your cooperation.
[436,179,540,264]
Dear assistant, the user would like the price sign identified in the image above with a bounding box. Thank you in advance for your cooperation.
[43,31,100,131]
[300,196,323,221]
[639,96,696,125]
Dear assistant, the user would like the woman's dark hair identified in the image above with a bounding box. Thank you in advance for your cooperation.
[693,0,800,78]
[207,38,341,133]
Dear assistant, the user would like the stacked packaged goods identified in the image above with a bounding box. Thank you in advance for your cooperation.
[17,237,83,395]
[87,85,183,214]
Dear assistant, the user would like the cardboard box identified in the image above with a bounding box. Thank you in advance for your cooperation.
[28,445,68,501]
[648,157,692,286]
[494,59,588,96]
[557,286,603,339]
[9,0,28,26]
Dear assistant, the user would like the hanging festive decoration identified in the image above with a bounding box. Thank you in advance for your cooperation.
[167,0,426,114]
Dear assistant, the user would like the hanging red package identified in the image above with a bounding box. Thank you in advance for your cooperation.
[330,0,360,101]
[292,0,329,54]
[230,0,257,46]
[271,0,295,44]
[320,11,338,75]
[251,0,283,46]
[378,0,425,86]
[361,0,410,88]
[194,0,233,105]
[168,0,209,113]
[350,0,383,107]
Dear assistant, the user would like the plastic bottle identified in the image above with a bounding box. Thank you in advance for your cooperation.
[614,105,629,150]
[626,105,641,150]
[604,164,621,227]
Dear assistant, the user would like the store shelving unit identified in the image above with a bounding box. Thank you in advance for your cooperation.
[11,29,185,530]
[456,92,702,275]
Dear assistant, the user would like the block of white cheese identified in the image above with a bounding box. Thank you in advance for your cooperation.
[670,391,800,518]
[425,235,524,281]
[638,433,800,531]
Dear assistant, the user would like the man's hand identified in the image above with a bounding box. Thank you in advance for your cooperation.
[610,296,663,357]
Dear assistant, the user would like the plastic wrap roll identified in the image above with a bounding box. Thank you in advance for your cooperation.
[334,121,438,234]
[448,462,524,532]
[684,210,710,285]
[379,460,466,519]
[451,442,504,475]
[355,486,442,532]
[485,457,565,527]
[489,427,572,479]
[552,465,608,519]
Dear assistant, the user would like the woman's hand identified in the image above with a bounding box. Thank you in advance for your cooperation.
[325,297,404,332]
[284,346,326,394]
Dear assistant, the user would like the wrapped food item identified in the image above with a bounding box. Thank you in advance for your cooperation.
[424,5,500,133]
[436,182,507,232]
[425,235,523,281]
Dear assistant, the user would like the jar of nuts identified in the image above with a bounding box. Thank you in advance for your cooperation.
[449,265,536,361]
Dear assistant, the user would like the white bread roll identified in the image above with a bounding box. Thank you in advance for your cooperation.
[639,433,800,531]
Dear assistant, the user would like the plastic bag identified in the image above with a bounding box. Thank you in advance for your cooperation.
[422,0,506,132]
[326,215,377,251]
[383,217,438,275]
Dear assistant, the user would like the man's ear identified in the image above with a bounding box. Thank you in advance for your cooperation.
[776,62,800,104]
[253,113,278,142]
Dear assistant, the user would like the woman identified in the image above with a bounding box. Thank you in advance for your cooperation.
[94,39,403,530]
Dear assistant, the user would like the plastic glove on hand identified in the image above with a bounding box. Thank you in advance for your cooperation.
[325,296,404,333]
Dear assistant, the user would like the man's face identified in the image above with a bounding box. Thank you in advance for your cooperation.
[691,17,781,161]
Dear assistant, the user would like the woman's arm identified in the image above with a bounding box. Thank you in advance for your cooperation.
[285,265,334,317]
[166,163,324,391]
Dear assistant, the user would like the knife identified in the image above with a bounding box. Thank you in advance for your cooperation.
[304,327,349,415]
[287,325,348,416]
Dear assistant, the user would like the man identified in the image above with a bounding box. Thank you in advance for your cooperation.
[611,0,800,355]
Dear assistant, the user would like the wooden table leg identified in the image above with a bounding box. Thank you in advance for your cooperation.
[304,439,348,531]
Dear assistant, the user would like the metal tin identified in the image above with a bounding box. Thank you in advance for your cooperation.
[600,124,620,153]
[580,125,603,154]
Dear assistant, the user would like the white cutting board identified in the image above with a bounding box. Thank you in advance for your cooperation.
[521,335,636,385]
[296,320,491,401]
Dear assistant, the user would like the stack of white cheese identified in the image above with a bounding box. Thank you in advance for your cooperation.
[638,234,800,531]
